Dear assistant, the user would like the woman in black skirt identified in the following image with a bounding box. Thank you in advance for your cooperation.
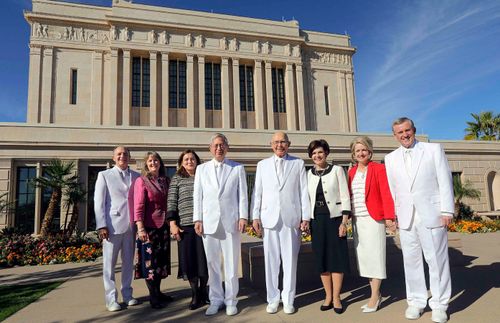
[167,150,209,310]
[307,139,351,314]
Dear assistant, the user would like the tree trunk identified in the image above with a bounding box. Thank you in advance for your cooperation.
[66,204,80,238]
[40,189,61,237]
[454,201,461,220]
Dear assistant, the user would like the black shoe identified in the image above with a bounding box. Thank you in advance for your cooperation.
[189,297,202,310]
[151,303,164,309]
[320,303,333,311]
[333,304,344,314]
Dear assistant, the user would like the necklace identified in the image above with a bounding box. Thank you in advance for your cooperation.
[315,164,328,177]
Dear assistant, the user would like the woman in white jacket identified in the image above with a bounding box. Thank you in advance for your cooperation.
[307,139,351,314]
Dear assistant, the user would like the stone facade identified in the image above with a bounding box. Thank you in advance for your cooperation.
[0,0,498,233]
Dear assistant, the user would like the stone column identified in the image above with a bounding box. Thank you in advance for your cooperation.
[295,63,306,131]
[27,44,42,124]
[346,72,358,132]
[337,71,348,131]
[198,55,206,128]
[40,46,54,124]
[265,61,274,130]
[161,52,169,127]
[150,51,157,127]
[221,57,231,128]
[232,58,241,129]
[108,48,119,126]
[285,62,297,130]
[90,50,103,125]
[186,54,195,128]
[254,60,265,129]
[122,49,131,126]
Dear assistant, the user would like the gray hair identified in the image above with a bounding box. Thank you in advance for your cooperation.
[113,146,130,157]
[392,117,416,132]
[210,133,229,146]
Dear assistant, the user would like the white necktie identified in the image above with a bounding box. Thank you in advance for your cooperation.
[404,150,412,176]
[277,158,284,183]
[216,163,223,186]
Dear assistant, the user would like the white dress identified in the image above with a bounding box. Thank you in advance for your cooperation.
[352,170,387,279]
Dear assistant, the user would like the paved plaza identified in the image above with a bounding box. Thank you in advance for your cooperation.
[1,232,499,323]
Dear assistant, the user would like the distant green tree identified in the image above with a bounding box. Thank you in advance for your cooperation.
[32,159,78,237]
[464,111,500,141]
[453,176,481,218]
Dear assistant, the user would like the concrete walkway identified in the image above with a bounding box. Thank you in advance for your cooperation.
[1,232,499,323]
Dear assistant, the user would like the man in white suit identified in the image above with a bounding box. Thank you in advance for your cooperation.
[385,118,454,323]
[251,131,311,314]
[94,146,140,312]
[193,133,248,316]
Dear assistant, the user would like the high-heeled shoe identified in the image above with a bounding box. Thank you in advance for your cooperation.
[362,297,382,313]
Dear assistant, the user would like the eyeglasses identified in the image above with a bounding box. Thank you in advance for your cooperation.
[271,140,289,146]
[212,144,227,149]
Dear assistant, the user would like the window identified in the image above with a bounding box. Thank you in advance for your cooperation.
[132,57,150,107]
[324,86,330,116]
[239,65,254,111]
[70,69,77,105]
[272,67,286,113]
[205,62,221,110]
[169,60,187,109]
[86,166,106,231]
[15,167,37,233]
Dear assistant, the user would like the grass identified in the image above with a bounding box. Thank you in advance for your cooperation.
[0,281,63,321]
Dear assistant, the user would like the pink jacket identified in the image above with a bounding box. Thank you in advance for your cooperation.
[132,176,169,229]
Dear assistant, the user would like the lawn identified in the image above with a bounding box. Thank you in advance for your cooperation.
[0,281,62,321]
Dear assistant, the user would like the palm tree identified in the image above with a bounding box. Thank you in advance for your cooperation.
[32,159,78,237]
[63,182,87,238]
[0,192,15,215]
[464,111,500,141]
[453,176,481,218]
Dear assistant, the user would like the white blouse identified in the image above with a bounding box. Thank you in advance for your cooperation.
[352,170,369,217]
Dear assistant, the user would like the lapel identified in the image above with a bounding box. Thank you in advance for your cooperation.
[409,142,424,189]
[365,162,373,197]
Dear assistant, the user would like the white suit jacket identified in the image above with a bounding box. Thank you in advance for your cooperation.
[385,141,454,229]
[193,159,248,235]
[251,154,311,229]
[94,166,140,235]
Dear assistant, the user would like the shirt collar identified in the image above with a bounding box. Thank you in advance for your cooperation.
[212,158,225,167]
[114,166,129,175]
[273,154,287,163]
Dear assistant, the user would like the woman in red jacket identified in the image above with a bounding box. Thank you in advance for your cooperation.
[348,136,396,313]
[133,151,171,309]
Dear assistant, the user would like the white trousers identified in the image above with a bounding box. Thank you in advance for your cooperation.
[202,222,241,306]
[399,212,451,310]
[102,228,135,306]
[263,217,301,306]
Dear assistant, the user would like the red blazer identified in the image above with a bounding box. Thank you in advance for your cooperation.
[132,176,169,229]
[348,161,395,221]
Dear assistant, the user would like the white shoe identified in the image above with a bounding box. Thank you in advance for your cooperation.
[431,309,448,323]
[126,298,139,306]
[226,305,238,316]
[266,301,279,314]
[363,297,382,313]
[405,306,423,320]
[106,301,121,312]
[205,304,221,316]
[283,304,295,314]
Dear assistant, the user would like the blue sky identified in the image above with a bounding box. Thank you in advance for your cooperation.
[1,0,499,140]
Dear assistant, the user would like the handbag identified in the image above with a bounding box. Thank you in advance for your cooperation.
[134,239,153,279]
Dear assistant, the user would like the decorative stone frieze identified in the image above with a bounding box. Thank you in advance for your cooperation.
[195,34,206,48]
[253,40,262,54]
[229,37,239,51]
[185,33,194,47]
[148,30,157,43]
[158,31,169,44]
[220,37,229,50]
[120,27,130,41]
[310,51,352,65]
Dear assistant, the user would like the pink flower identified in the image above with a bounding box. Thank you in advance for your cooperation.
[146,247,152,254]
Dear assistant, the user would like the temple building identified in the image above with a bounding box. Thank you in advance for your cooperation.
[0,0,498,234]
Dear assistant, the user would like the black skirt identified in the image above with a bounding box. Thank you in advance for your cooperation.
[311,213,350,274]
[176,225,208,280]
[135,224,171,280]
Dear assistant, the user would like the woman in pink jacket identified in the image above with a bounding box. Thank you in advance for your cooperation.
[133,151,171,309]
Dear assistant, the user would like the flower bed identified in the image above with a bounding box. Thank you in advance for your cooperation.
[448,219,500,233]
[0,231,102,268]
